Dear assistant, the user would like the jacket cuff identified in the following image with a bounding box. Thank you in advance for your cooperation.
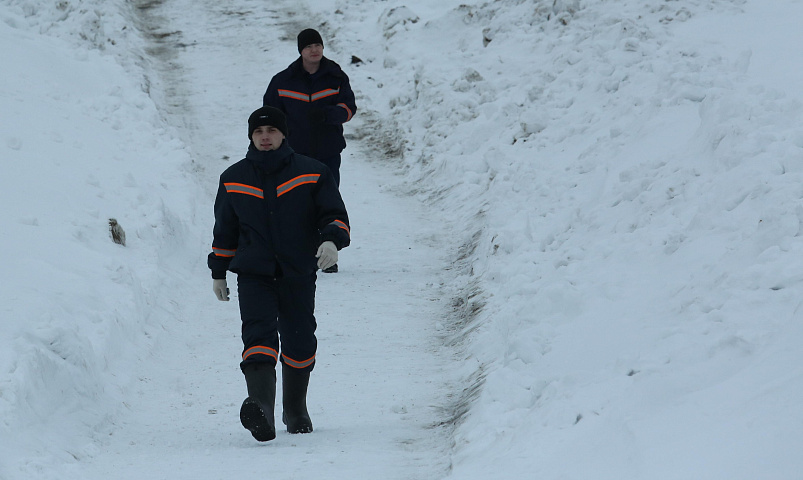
[320,233,341,250]
[211,270,227,280]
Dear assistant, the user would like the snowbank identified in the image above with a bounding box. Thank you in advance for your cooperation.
[0,0,201,474]
[335,0,803,477]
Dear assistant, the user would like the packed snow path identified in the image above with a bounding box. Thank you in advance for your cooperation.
[62,0,456,478]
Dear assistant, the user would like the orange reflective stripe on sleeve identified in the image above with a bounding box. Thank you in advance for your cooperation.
[225,182,264,199]
[242,346,279,362]
[282,353,315,369]
[331,220,350,236]
[337,103,353,122]
[212,247,236,257]
[276,174,321,197]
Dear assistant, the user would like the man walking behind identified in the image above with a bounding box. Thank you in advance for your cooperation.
[264,28,356,273]
[208,106,350,442]
[263,28,357,188]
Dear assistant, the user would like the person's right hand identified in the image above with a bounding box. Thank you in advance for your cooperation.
[213,279,229,301]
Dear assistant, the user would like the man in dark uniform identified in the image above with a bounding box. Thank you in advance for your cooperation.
[208,106,350,442]
[263,28,357,273]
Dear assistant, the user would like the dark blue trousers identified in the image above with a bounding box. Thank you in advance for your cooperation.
[318,154,342,187]
[237,273,317,373]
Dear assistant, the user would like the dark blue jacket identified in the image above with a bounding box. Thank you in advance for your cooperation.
[263,56,356,160]
[208,142,350,279]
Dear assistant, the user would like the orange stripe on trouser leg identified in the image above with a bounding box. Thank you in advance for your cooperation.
[243,346,279,361]
[282,354,315,369]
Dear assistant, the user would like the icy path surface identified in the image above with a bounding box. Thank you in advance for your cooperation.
[64,0,455,477]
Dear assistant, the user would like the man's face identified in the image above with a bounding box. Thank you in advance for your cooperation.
[301,43,323,64]
[252,125,284,151]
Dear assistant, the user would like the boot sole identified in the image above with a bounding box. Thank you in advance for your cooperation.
[282,412,313,434]
[241,398,276,442]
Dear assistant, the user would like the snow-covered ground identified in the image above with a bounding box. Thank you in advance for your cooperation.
[2,0,803,478]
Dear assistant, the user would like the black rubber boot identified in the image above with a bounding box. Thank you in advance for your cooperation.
[240,363,276,442]
[281,364,313,434]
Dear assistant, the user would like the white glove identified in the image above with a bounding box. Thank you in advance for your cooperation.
[316,241,338,270]
[213,278,229,301]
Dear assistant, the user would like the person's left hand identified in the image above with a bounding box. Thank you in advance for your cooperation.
[316,241,338,270]
[213,279,229,301]
[308,108,326,124]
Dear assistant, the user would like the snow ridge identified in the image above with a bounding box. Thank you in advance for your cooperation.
[1,0,202,475]
[352,0,803,477]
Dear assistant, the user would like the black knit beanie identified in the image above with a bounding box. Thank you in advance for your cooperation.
[297,28,324,53]
[248,106,288,139]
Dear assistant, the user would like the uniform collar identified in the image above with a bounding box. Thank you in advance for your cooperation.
[246,142,294,174]
[292,56,335,77]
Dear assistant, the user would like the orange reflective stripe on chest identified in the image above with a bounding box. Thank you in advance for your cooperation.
[224,182,264,199]
[276,174,320,197]
[311,88,339,101]
[278,88,340,103]
[278,89,310,102]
